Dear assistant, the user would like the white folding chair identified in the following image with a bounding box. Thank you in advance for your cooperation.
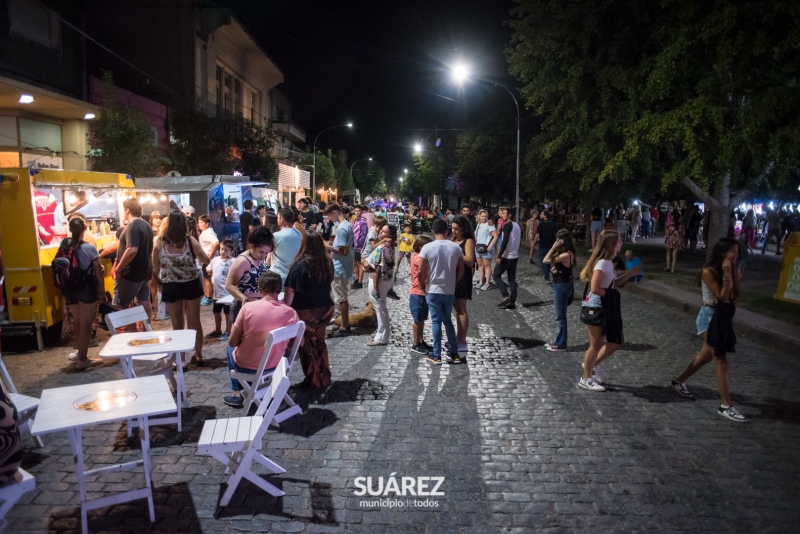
[198,357,292,506]
[0,354,43,448]
[0,468,35,532]
[231,321,305,426]
[105,306,176,383]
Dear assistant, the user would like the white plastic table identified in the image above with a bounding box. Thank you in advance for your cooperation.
[216,293,284,305]
[99,329,195,431]
[31,376,176,534]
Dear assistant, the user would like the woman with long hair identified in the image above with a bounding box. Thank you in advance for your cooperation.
[197,214,219,305]
[671,238,745,421]
[284,230,334,388]
[543,228,577,352]
[526,210,539,263]
[148,210,166,320]
[152,211,210,366]
[61,218,107,369]
[366,224,397,346]
[578,230,640,391]
[474,210,498,290]
[664,220,683,272]
[225,225,274,321]
[452,216,475,352]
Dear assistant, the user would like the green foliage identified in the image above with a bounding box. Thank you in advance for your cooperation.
[352,161,387,197]
[456,111,516,202]
[407,149,452,198]
[88,71,161,176]
[168,110,278,181]
[332,149,354,191]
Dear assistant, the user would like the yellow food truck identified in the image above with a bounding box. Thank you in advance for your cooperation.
[0,167,134,350]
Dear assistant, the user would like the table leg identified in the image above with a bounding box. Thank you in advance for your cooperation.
[174,352,185,432]
[67,427,89,534]
[138,415,156,522]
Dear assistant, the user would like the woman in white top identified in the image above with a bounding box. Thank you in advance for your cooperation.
[198,214,219,304]
[473,210,498,290]
[578,230,640,391]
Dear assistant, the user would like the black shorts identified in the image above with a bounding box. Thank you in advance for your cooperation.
[354,251,362,262]
[212,301,231,314]
[63,284,98,305]
[161,277,204,303]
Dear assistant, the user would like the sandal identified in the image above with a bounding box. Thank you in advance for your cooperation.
[190,355,205,367]
[367,340,387,346]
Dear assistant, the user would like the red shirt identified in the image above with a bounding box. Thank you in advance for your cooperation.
[410,253,428,296]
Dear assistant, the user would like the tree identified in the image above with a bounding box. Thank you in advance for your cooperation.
[333,149,354,191]
[88,71,161,176]
[352,161,387,197]
[233,119,279,183]
[408,149,452,200]
[456,112,516,202]
[508,0,800,252]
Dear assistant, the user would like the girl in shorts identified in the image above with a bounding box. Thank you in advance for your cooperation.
[671,238,745,422]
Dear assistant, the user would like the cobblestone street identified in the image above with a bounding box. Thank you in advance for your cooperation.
[4,261,800,533]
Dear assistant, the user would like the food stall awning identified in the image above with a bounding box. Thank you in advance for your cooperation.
[133,175,268,192]
[26,168,134,188]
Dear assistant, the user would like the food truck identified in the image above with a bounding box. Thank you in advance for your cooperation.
[133,174,274,246]
[0,167,134,350]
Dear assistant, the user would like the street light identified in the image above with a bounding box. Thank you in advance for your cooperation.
[413,143,423,153]
[312,122,353,202]
[350,157,372,177]
[450,68,521,221]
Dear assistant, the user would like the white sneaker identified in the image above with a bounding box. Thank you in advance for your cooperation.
[718,405,746,422]
[480,284,490,291]
[578,377,605,392]
[592,366,604,385]
[68,352,79,361]
[671,378,692,398]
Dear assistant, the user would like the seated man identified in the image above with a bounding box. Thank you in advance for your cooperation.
[624,249,644,283]
[224,271,299,407]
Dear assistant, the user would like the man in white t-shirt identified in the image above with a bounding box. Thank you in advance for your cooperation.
[269,207,303,287]
[492,206,521,309]
[418,218,464,364]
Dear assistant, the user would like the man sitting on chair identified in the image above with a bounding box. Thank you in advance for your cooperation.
[224,271,299,407]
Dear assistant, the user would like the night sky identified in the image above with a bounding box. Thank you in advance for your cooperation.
[216,0,516,180]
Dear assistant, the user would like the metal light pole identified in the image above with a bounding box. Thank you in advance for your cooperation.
[349,157,372,178]
[312,122,353,202]
[495,84,521,222]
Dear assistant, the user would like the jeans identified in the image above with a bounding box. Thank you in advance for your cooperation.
[493,258,519,301]
[552,282,571,348]
[226,344,256,391]
[539,249,549,280]
[642,219,651,238]
[426,293,457,358]
[369,276,394,343]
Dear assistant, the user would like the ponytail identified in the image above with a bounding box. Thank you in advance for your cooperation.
[69,217,86,246]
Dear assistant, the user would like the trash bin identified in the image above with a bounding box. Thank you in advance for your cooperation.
[774,231,800,304]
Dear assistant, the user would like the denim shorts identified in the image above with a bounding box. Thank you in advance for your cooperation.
[409,294,429,323]
[696,305,715,335]
[476,250,493,259]
[590,220,603,233]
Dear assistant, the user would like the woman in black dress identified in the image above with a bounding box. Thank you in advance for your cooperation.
[452,216,476,354]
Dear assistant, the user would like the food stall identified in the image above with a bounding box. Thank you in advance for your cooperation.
[133,174,270,245]
[0,167,134,350]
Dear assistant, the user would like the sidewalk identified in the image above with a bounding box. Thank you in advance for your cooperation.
[519,237,800,352]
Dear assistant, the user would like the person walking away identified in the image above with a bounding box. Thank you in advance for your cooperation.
[396,224,415,275]
[58,218,107,368]
[326,204,354,337]
[239,199,258,251]
[284,230,335,389]
[743,209,758,250]
[542,228,576,352]
[650,205,660,236]
[630,206,642,243]
[531,210,557,282]
[778,210,793,255]
[686,205,703,252]
[351,205,369,289]
[452,216,475,353]
[589,207,603,249]
[578,230,640,391]
[224,271,299,407]
[408,236,433,355]
[198,214,219,306]
[475,210,498,290]
[366,224,397,346]
[112,198,154,321]
[493,207,522,309]
[153,211,210,367]
[205,238,235,340]
[641,205,651,238]
[526,210,540,263]
[418,219,464,364]
[664,220,683,272]
[671,238,746,421]
[269,208,303,288]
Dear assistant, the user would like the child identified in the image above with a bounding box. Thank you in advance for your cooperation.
[396,224,415,275]
[409,236,432,355]
[205,238,235,340]
[360,216,387,284]
[367,224,396,302]
[624,249,644,283]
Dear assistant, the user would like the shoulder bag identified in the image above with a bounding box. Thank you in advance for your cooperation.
[580,278,612,326]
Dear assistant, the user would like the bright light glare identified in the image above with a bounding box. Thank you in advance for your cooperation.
[414,144,422,153]
[19,94,34,104]
[347,123,353,128]
[451,63,470,84]
[404,169,408,173]
[84,113,96,120]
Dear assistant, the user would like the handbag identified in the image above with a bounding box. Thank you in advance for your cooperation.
[476,243,488,254]
[580,281,607,326]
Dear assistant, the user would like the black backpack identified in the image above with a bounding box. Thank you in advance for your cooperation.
[52,239,93,291]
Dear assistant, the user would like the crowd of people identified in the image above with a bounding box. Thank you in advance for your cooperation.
[46,192,766,425]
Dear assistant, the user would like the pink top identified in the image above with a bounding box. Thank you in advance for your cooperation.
[410,253,428,296]
[233,297,299,370]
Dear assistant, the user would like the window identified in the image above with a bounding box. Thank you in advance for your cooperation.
[8,0,61,52]
[215,67,223,118]
[249,91,258,124]
[234,80,241,117]
[223,74,231,118]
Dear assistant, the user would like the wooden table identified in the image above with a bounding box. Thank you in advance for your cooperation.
[31,376,177,534]
[99,329,194,432]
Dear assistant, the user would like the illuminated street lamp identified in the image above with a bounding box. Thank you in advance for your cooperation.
[450,65,521,221]
[350,157,372,177]
[413,143,423,153]
[313,122,353,201]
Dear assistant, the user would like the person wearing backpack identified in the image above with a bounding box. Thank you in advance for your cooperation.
[55,218,107,369]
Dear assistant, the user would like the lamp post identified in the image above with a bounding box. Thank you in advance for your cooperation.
[312,122,353,202]
[349,157,372,177]
[451,64,521,221]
